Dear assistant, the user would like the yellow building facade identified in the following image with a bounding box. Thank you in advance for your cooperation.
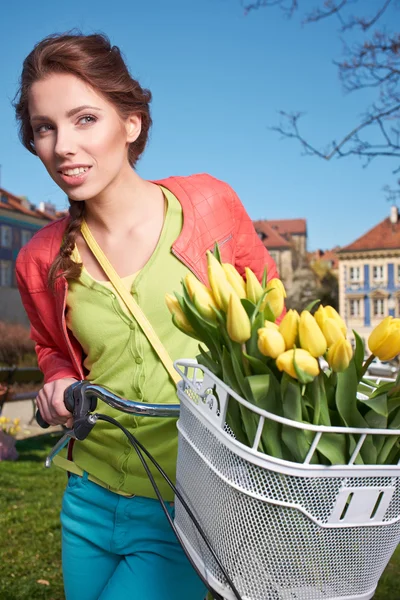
[338,207,400,344]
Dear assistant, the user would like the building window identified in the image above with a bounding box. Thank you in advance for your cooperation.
[349,299,361,317]
[373,298,385,317]
[372,265,384,282]
[0,260,12,287]
[349,267,360,283]
[0,225,12,248]
[21,230,32,247]
[397,265,400,281]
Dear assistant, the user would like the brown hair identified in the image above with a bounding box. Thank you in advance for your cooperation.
[14,32,152,289]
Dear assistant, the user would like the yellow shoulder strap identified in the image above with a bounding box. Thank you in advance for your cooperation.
[80,219,180,385]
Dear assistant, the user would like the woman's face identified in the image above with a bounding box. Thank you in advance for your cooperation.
[28,73,141,201]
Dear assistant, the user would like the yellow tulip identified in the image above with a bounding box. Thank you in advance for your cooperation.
[207,251,236,311]
[185,273,218,321]
[322,318,345,347]
[299,311,327,357]
[165,294,196,336]
[325,306,347,335]
[276,348,320,380]
[222,263,246,298]
[264,320,279,331]
[327,338,353,372]
[258,327,286,359]
[314,305,328,331]
[263,278,286,319]
[227,293,251,343]
[279,309,300,349]
[245,267,264,304]
[368,316,400,361]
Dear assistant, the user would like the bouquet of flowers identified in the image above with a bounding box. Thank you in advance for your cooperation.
[166,245,400,466]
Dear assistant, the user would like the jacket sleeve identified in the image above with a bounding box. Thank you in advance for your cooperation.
[15,247,81,384]
[230,185,286,321]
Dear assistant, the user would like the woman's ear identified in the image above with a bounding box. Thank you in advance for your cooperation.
[126,114,142,143]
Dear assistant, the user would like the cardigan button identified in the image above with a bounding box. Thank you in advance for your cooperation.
[135,356,143,364]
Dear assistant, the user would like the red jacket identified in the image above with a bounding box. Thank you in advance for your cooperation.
[16,174,280,383]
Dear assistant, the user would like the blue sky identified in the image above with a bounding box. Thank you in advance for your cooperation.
[0,0,398,250]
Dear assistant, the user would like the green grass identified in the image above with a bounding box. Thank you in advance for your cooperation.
[0,434,399,600]
[0,434,65,600]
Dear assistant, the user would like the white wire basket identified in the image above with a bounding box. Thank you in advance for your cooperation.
[173,360,400,600]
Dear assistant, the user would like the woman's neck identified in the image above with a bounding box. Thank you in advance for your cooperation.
[83,167,162,236]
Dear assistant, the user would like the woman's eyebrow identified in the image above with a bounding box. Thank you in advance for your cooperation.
[30,105,103,123]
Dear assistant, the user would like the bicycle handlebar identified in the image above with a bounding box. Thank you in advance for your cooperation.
[36,380,180,429]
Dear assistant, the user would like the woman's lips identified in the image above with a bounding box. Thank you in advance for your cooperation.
[58,166,92,186]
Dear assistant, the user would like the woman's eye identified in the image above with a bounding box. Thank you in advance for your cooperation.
[78,115,97,125]
[34,124,53,134]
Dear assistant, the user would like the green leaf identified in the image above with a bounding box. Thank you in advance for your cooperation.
[246,374,284,458]
[359,393,388,418]
[280,375,313,463]
[388,395,400,414]
[196,346,221,377]
[213,242,222,263]
[303,431,347,465]
[304,299,321,313]
[221,347,248,446]
[336,360,377,464]
[243,353,270,375]
[245,311,265,360]
[353,329,365,381]
[261,266,268,288]
[230,351,260,447]
[263,302,276,323]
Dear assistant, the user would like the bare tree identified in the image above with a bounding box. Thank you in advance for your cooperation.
[242,0,400,173]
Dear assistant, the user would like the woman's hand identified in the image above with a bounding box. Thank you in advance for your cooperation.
[36,377,78,428]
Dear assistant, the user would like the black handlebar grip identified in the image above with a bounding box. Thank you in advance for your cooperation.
[36,409,50,429]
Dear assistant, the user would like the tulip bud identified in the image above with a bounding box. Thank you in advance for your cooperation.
[322,318,345,347]
[185,273,218,321]
[165,294,196,336]
[245,267,264,304]
[258,327,286,359]
[279,309,300,350]
[222,263,246,298]
[227,294,251,343]
[207,251,236,311]
[368,316,400,361]
[299,311,327,357]
[314,305,327,331]
[276,348,320,380]
[327,338,353,372]
[264,320,279,331]
[324,306,347,336]
[262,278,286,320]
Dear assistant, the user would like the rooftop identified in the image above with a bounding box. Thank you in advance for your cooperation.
[253,220,291,249]
[0,187,64,222]
[340,210,400,253]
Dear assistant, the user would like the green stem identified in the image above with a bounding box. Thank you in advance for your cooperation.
[360,354,375,379]
[241,343,251,376]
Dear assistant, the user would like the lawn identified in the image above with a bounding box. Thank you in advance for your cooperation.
[1,434,399,600]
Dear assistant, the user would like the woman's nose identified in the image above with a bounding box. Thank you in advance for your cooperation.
[54,131,77,158]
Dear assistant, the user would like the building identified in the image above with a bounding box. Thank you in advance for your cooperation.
[253,218,307,289]
[338,206,400,344]
[0,186,60,324]
[308,247,340,278]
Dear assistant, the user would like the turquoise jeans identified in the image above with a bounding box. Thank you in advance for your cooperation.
[61,472,207,600]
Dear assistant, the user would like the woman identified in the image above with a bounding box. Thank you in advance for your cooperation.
[15,32,280,600]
